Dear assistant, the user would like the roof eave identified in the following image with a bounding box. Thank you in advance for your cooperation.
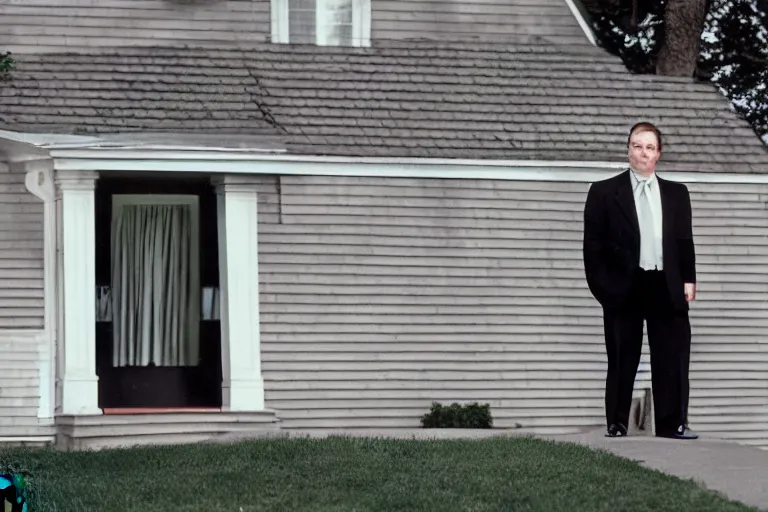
[0,129,289,154]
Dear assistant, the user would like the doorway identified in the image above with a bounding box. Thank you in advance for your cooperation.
[94,175,222,409]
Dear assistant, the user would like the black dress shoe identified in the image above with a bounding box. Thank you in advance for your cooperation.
[605,423,628,437]
[657,424,698,440]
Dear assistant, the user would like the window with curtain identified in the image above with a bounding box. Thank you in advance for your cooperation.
[272,0,370,47]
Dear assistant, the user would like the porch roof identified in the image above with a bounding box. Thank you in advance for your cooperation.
[1,40,767,173]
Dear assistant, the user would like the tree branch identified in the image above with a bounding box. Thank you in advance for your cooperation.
[742,52,768,66]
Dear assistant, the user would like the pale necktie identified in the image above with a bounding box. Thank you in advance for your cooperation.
[637,179,657,269]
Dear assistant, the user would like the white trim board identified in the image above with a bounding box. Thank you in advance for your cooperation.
[565,0,597,46]
[51,149,628,167]
[0,437,55,443]
[23,163,57,421]
[49,152,768,185]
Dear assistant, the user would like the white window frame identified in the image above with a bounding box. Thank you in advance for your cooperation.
[271,0,371,47]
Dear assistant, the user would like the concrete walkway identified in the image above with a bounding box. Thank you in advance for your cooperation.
[226,428,768,511]
[540,430,768,512]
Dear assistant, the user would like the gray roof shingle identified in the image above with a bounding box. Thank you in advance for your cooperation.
[2,40,767,173]
[0,46,281,136]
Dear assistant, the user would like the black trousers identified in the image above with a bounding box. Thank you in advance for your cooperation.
[602,268,692,435]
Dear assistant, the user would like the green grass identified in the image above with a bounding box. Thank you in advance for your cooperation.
[0,436,758,512]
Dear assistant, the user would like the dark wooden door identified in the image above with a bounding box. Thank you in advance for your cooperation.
[95,175,222,409]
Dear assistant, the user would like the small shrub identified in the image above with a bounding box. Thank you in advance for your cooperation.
[420,401,493,429]
[0,51,14,81]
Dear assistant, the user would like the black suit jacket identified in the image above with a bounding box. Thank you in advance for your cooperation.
[583,169,696,311]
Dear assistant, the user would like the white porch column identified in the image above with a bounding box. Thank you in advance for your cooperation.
[55,170,101,416]
[213,175,264,411]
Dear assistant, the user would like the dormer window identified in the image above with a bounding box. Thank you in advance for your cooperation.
[271,0,371,46]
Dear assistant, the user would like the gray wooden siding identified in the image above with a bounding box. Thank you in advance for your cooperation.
[258,174,768,448]
[0,332,51,436]
[0,155,49,438]
[1,0,591,54]
[0,0,270,54]
[0,157,44,329]
[372,0,591,46]
[684,182,768,448]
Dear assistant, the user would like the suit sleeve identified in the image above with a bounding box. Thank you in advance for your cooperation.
[678,185,696,284]
[583,183,609,304]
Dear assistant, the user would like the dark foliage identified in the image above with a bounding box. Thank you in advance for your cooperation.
[420,401,493,429]
[698,0,768,139]
[0,51,14,81]
[587,0,768,143]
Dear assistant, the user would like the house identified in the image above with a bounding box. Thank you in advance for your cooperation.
[1,0,767,451]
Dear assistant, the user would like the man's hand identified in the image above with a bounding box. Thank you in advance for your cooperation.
[684,283,696,302]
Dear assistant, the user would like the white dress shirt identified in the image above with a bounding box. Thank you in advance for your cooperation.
[629,169,663,270]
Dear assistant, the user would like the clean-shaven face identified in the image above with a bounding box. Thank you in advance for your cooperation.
[627,129,661,176]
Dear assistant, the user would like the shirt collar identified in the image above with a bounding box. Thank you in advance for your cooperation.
[629,167,656,186]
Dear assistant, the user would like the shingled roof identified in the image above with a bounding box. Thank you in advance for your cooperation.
[2,40,767,173]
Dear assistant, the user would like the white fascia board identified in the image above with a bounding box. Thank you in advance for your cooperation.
[564,0,598,46]
[0,129,103,146]
[48,144,286,152]
[52,148,624,182]
[49,148,768,184]
[0,129,288,153]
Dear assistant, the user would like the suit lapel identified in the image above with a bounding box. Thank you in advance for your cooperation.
[658,176,672,250]
[615,169,639,234]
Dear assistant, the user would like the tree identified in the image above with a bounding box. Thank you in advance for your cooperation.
[656,0,709,76]
[588,0,768,144]
[589,0,666,74]
[698,0,768,140]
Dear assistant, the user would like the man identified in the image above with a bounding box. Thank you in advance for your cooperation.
[583,122,698,440]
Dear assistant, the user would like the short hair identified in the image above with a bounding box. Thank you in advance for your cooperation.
[628,122,663,152]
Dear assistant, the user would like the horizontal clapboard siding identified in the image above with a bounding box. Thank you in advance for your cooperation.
[0,157,49,440]
[258,174,768,445]
[259,175,637,436]
[683,182,768,448]
[0,0,270,54]
[372,0,591,46]
[0,157,44,329]
[0,332,50,435]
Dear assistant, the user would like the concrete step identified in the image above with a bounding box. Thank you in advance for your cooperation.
[0,424,56,448]
[55,410,282,451]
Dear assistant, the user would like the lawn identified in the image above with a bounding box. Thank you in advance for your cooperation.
[0,436,757,512]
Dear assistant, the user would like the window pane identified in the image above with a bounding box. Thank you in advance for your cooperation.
[202,286,220,321]
[289,0,316,44]
[325,0,353,46]
[96,285,111,322]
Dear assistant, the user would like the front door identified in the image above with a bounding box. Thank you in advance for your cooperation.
[95,176,222,409]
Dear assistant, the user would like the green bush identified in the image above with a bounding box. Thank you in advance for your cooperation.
[0,51,14,81]
[420,401,493,429]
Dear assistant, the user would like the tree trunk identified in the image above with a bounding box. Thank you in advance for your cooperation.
[631,0,638,26]
[656,0,708,76]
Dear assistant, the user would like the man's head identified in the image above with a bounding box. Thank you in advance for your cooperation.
[627,122,662,176]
